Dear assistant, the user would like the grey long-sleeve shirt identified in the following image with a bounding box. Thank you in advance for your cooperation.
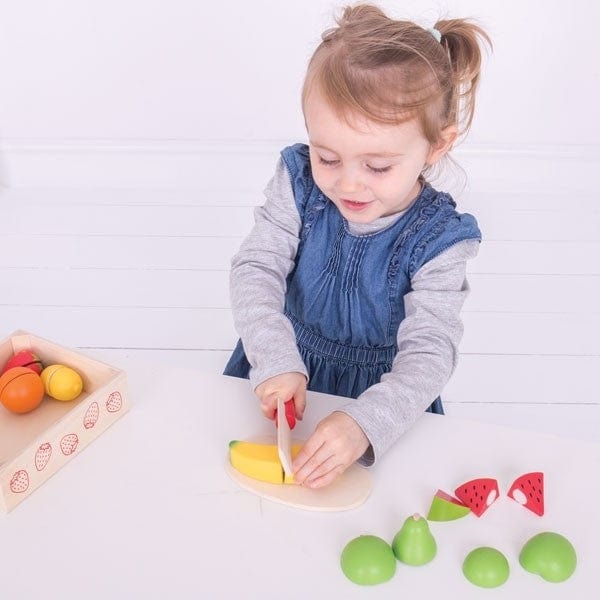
[230,157,479,465]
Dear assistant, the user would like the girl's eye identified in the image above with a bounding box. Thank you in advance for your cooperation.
[318,157,339,167]
[367,164,392,174]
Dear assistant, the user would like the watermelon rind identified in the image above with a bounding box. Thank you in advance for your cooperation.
[427,491,471,521]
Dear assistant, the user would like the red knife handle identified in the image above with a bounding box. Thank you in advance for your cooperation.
[274,398,296,430]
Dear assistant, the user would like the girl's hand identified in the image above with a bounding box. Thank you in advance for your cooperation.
[292,412,370,488]
[255,372,307,422]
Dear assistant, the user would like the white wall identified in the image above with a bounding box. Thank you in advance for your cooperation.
[0,1,598,440]
[0,0,598,147]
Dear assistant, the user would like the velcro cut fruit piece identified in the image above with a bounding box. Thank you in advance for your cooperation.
[507,471,544,516]
[427,489,471,521]
[229,440,283,484]
[228,440,301,485]
[454,478,500,517]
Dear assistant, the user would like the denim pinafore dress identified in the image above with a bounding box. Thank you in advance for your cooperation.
[225,144,481,414]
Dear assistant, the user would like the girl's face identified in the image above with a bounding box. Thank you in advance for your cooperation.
[304,89,450,224]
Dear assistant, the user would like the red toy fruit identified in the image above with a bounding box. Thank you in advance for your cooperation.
[0,367,45,414]
[454,477,500,517]
[1,350,43,375]
[507,471,544,516]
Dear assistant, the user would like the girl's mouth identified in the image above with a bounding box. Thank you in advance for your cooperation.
[341,199,373,212]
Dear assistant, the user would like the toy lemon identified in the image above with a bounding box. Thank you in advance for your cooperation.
[41,364,83,401]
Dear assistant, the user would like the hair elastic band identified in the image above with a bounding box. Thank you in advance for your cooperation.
[427,27,442,43]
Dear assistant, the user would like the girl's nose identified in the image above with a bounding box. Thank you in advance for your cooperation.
[337,167,362,194]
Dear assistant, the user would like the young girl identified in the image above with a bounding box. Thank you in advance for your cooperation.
[224,3,490,488]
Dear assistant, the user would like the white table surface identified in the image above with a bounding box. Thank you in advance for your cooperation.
[1,364,598,599]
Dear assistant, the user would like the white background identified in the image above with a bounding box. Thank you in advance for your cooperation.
[0,0,598,440]
[0,0,598,145]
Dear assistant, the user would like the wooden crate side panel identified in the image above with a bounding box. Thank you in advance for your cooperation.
[0,373,128,512]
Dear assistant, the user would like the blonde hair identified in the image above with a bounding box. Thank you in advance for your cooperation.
[302,3,491,144]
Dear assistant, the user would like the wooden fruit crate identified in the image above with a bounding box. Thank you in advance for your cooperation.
[0,330,128,512]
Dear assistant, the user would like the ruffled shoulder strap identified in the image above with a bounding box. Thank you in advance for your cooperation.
[280,143,328,242]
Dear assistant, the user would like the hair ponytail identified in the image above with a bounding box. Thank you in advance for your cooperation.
[435,19,492,134]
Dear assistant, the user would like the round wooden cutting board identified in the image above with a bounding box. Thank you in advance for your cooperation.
[226,447,372,512]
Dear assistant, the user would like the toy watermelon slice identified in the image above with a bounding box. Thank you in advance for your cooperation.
[427,489,471,521]
[507,471,544,516]
[454,477,499,517]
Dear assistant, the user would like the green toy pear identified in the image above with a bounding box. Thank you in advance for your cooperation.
[392,514,437,566]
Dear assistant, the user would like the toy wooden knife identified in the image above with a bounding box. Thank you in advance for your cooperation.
[276,397,294,477]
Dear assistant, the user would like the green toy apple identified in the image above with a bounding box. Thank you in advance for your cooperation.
[519,532,577,583]
[462,547,510,588]
[340,535,396,585]
[392,514,437,566]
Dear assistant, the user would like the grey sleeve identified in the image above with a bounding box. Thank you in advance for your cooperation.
[337,239,480,466]
[229,157,309,390]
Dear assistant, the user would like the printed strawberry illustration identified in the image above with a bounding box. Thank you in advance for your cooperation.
[507,471,545,516]
[83,401,99,429]
[10,469,29,493]
[106,391,122,413]
[60,433,79,456]
[35,442,52,471]
[454,477,500,517]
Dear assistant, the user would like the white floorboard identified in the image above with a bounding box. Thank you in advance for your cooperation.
[82,347,600,444]
[1,181,598,447]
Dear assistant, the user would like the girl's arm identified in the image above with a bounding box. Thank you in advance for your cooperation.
[229,157,308,392]
[293,239,479,487]
[339,239,480,465]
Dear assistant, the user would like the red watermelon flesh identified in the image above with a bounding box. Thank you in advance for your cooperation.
[507,471,544,516]
[454,477,499,517]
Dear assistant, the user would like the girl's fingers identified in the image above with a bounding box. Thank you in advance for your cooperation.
[293,387,306,420]
[305,461,347,489]
[292,439,330,484]
[256,373,307,421]
[293,441,351,486]
[260,394,278,420]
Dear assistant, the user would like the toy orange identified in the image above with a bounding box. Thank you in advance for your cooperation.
[0,366,45,414]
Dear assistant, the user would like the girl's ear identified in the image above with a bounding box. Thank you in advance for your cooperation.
[426,125,458,165]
